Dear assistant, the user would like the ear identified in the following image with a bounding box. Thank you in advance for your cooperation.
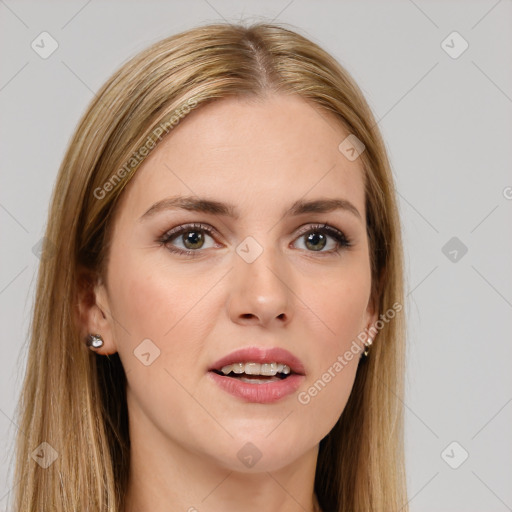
[364,293,379,340]
[76,266,118,355]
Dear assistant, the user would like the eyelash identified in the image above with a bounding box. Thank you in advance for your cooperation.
[157,222,352,258]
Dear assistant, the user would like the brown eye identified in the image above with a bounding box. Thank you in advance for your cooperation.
[181,230,206,250]
[293,224,351,255]
[304,231,327,251]
[158,223,218,256]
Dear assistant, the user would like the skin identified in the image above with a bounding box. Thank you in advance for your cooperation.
[81,93,377,512]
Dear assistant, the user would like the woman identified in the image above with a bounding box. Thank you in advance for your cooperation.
[13,21,407,511]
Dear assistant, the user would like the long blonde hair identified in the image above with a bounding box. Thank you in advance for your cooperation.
[13,21,407,511]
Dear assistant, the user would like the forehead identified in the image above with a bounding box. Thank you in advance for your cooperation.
[118,94,366,221]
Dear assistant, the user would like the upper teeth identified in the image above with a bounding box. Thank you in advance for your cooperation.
[220,362,291,376]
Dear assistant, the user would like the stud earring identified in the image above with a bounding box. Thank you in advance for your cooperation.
[362,336,373,357]
[85,334,104,349]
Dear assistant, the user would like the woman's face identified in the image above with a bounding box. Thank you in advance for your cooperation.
[91,94,376,472]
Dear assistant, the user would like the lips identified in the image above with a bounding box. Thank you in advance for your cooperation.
[208,346,306,376]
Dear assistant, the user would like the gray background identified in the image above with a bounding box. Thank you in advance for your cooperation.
[1,1,511,510]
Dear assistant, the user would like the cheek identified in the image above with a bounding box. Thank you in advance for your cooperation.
[111,270,181,340]
[107,261,215,425]
[106,253,224,369]
[299,355,360,444]
[296,262,370,424]
[108,247,184,333]
[297,280,368,432]
[307,260,371,348]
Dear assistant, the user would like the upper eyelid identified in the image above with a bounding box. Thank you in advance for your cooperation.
[159,222,348,243]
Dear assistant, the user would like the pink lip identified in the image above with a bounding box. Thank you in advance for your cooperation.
[208,346,306,375]
[207,371,305,403]
[207,346,306,404]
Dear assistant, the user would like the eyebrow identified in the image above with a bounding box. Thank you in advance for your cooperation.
[139,195,362,222]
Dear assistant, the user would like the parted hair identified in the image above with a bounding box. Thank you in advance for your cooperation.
[13,21,408,511]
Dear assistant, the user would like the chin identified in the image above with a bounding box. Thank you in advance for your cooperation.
[206,436,314,474]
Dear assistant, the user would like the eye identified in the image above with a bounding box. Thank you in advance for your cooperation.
[157,223,219,257]
[292,223,351,255]
[157,222,351,257]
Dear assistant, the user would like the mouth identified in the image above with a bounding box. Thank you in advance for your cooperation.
[207,346,306,403]
[210,362,296,384]
[208,346,305,377]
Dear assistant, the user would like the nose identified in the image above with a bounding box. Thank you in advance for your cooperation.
[227,242,293,328]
